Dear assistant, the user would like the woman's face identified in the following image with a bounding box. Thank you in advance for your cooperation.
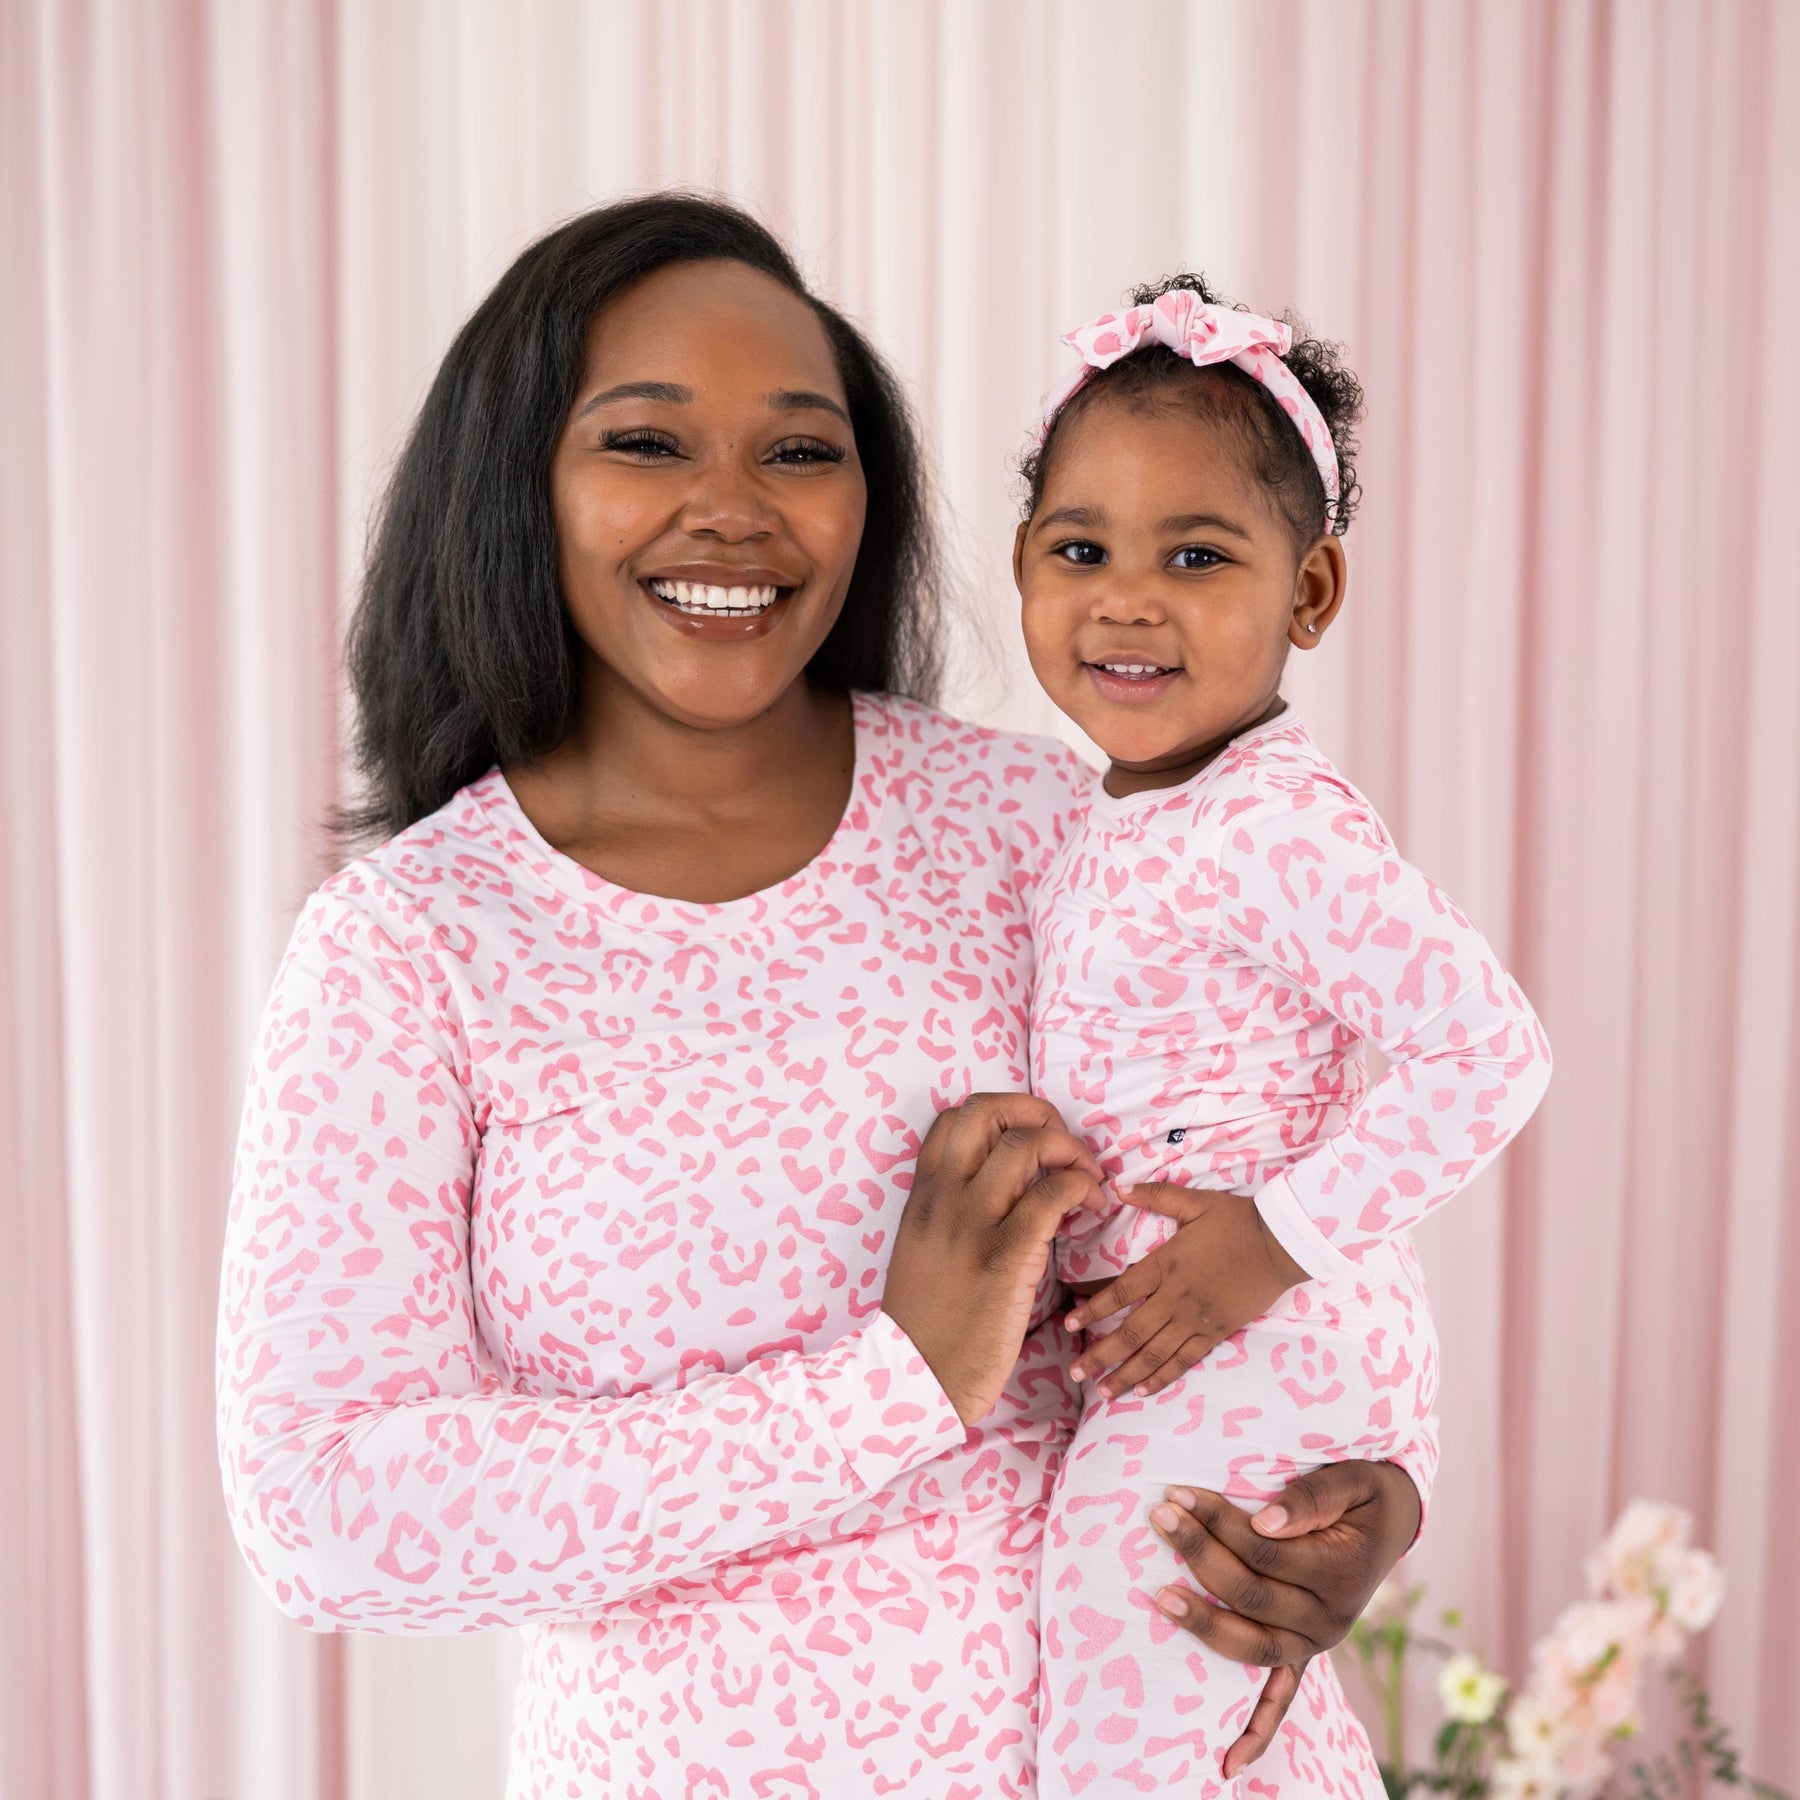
[550,259,868,734]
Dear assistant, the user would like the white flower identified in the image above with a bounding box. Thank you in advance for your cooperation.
[1437,1650,1508,1724]
[1535,1598,1654,1683]
[1585,1499,1692,1602]
[1490,1758,1563,1800]
[1664,1547,1725,1632]
[1555,1728,1614,1796]
[1505,1691,1573,1772]
[1582,1641,1643,1734]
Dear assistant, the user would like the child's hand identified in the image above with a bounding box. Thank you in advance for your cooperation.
[1065,1185,1310,1399]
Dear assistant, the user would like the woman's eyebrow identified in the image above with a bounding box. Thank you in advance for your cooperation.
[768,388,851,425]
[576,380,692,418]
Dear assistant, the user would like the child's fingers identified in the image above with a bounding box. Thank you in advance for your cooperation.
[1093,1323,1212,1400]
[1064,1260,1160,1335]
[1068,1296,1174,1384]
[1112,1181,1209,1223]
[1129,1333,1216,1399]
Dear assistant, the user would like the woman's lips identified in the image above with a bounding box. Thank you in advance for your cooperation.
[1084,660,1182,704]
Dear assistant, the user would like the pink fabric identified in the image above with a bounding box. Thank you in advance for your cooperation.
[1040,292,1342,513]
[1029,709,1544,1794]
[7,4,1798,1798]
[1037,711,1550,1282]
[219,693,1086,1794]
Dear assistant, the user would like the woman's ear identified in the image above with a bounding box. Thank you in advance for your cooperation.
[1012,519,1030,594]
[1288,534,1348,648]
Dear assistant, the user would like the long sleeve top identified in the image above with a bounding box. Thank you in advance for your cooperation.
[217,692,1444,1797]
[1031,706,1551,1283]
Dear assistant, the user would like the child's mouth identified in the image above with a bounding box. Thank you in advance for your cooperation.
[1084,661,1181,702]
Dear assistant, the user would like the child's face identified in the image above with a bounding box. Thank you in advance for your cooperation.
[1014,395,1345,792]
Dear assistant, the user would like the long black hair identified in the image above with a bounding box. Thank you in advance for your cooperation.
[338,192,942,842]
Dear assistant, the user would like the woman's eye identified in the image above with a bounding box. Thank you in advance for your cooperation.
[1171,545,1225,570]
[769,436,848,466]
[598,429,682,458]
[1055,541,1106,566]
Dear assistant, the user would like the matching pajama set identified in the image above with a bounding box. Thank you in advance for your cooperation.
[215,693,1451,1798]
[1030,708,1551,1798]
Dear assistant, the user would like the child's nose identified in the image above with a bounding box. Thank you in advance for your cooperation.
[1091,583,1166,626]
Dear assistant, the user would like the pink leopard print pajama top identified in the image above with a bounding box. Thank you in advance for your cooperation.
[1029,707,1551,1798]
[216,693,1439,1799]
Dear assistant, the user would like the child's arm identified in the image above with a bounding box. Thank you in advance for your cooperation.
[1067,781,1550,1397]
[1065,1187,1307,1396]
[1218,782,1552,1279]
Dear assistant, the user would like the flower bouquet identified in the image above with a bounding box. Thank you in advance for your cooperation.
[1348,1500,1792,1799]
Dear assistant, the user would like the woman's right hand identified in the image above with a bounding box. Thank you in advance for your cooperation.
[882,1092,1105,1425]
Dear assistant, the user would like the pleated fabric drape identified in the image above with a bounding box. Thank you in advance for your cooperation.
[3,4,1795,1797]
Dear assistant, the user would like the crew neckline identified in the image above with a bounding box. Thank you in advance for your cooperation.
[468,689,890,935]
[1084,703,1308,822]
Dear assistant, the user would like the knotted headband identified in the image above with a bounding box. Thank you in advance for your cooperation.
[1039,288,1341,514]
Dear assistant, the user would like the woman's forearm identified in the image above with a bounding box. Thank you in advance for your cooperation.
[216,885,963,1632]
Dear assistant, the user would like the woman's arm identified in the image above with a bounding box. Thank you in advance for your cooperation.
[215,886,973,1634]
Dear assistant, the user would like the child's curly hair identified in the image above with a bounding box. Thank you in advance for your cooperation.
[1020,271,1364,546]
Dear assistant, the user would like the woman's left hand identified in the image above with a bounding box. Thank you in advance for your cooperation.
[1146,1460,1424,1776]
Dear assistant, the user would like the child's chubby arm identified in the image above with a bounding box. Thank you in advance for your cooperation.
[1203,778,1552,1279]
[1065,1185,1308,1399]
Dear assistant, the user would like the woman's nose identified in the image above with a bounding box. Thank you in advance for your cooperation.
[677,458,779,541]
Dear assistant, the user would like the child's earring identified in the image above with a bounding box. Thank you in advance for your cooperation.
[1304,621,1319,634]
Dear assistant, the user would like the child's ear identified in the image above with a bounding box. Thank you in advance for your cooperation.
[1288,534,1348,648]
[1012,520,1030,593]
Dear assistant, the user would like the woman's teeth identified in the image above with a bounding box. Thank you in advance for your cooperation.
[649,579,784,616]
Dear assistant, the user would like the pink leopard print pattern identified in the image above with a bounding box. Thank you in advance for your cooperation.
[218,693,1098,1799]
[217,691,1444,1796]
[1029,708,1550,1797]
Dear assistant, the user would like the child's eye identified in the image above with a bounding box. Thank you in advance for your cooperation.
[1170,545,1226,571]
[768,436,849,466]
[1053,540,1107,566]
[599,428,682,459]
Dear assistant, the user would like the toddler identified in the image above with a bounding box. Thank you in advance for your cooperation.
[1017,278,1552,1796]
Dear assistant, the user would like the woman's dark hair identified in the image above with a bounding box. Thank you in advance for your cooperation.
[338,192,941,842]
[1020,271,1364,548]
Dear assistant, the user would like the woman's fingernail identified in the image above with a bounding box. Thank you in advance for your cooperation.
[1065,1313,1082,1332]
[1069,1364,1086,1382]
[1165,1487,1198,1510]
[1256,1504,1288,1532]
[1156,1587,1190,1619]
[1151,1503,1181,1530]
[1134,1383,1149,1398]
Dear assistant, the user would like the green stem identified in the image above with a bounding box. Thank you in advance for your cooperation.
[1386,1629,1406,1776]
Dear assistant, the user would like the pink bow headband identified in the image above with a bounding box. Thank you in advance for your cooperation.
[1039,289,1341,515]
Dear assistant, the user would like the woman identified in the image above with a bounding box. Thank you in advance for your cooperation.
[215,194,1432,1797]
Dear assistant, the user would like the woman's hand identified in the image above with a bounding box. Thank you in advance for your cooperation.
[883,1093,1105,1426]
[1064,1183,1309,1398]
[1146,1461,1424,1776]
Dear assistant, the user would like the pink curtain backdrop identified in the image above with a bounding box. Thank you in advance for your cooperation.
[4,3,1796,1797]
